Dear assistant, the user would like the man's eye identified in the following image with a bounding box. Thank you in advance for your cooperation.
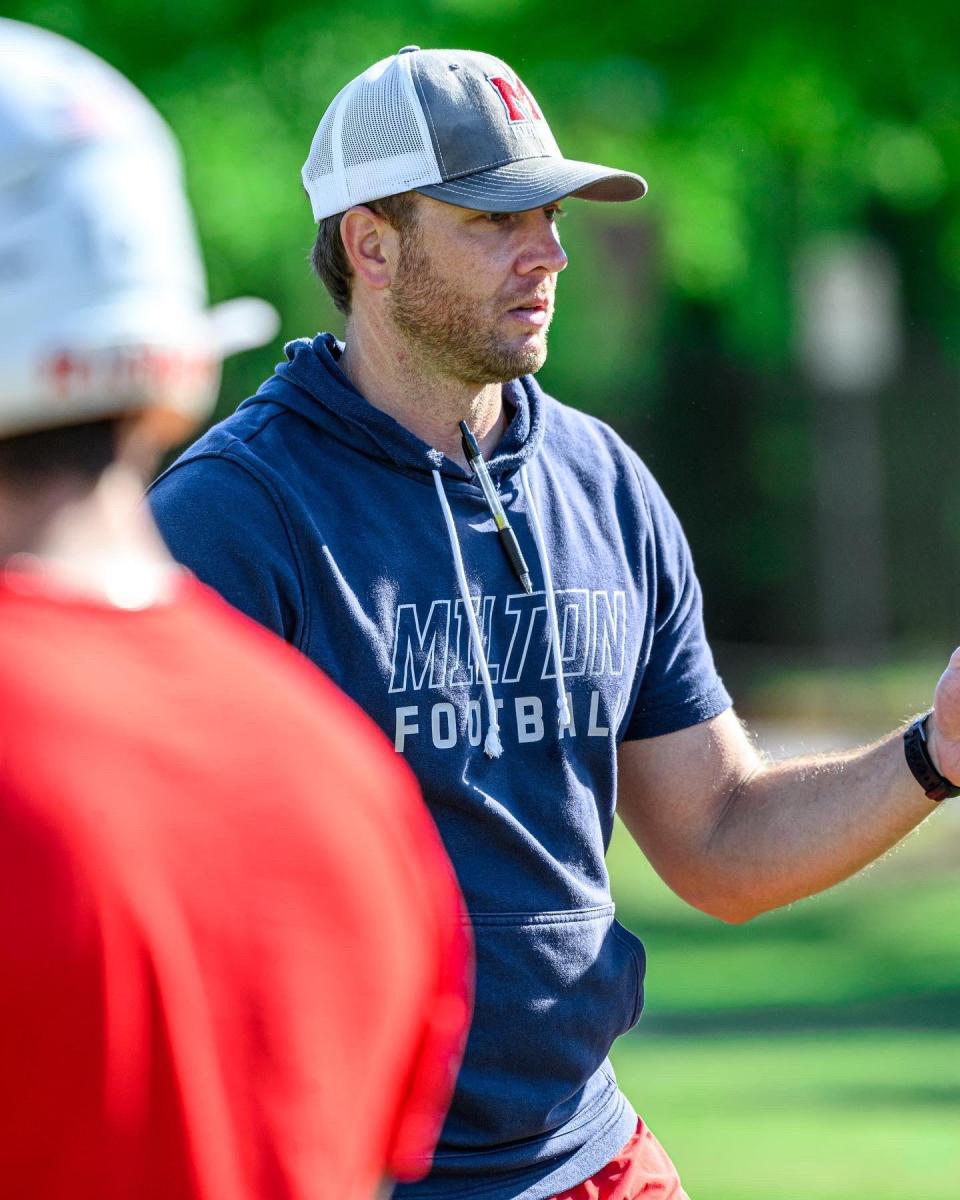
[545,205,566,222]
[486,211,512,224]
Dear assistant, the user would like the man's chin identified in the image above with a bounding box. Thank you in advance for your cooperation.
[418,330,548,385]
[513,344,548,378]
[499,332,548,378]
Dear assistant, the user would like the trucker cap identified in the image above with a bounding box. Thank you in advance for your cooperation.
[0,19,279,438]
[302,46,647,221]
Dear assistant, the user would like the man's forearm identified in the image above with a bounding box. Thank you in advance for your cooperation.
[705,727,937,922]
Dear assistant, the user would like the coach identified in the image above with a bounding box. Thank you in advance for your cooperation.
[150,46,956,1200]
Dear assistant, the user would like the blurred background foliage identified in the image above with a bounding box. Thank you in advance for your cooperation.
[6,3,959,1195]
[8,0,960,660]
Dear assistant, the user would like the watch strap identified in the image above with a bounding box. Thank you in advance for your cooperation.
[903,713,960,803]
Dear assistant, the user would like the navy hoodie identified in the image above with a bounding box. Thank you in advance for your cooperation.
[149,334,730,1200]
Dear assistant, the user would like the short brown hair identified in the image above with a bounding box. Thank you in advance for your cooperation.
[0,418,120,488]
[310,193,419,316]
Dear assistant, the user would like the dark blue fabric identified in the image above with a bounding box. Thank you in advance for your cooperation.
[148,333,731,1200]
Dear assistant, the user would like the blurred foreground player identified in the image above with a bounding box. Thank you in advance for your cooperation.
[0,21,470,1200]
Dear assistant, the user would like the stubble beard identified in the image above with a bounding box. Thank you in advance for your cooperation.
[388,226,552,385]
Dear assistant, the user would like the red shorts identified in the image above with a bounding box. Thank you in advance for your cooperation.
[550,1120,689,1200]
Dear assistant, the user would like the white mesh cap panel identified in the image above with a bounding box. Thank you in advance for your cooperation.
[302,86,337,183]
[302,53,441,221]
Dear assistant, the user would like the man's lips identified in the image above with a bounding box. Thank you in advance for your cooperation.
[505,296,552,326]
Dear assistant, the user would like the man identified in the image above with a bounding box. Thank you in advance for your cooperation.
[149,46,956,1200]
[0,24,470,1200]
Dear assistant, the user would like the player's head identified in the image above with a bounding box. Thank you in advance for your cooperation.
[304,47,647,367]
[0,19,277,486]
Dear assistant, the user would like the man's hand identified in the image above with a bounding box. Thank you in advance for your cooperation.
[928,646,960,783]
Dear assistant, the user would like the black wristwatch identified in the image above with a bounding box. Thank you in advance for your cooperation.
[902,713,960,803]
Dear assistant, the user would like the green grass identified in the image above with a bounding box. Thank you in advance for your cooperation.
[610,1032,960,1200]
[605,810,960,1197]
[730,653,946,727]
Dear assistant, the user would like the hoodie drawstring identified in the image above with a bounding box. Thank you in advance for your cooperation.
[431,463,570,755]
[432,470,503,759]
[519,463,571,730]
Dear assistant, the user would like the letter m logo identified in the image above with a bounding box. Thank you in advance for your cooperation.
[487,74,543,124]
[388,600,451,694]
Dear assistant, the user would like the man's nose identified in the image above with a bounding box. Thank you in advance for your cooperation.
[517,213,568,276]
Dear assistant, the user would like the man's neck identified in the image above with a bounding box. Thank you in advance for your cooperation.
[338,310,507,465]
[1,463,179,606]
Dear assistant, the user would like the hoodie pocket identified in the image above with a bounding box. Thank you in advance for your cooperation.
[441,904,645,1156]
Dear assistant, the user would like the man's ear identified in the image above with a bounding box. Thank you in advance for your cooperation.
[340,206,399,292]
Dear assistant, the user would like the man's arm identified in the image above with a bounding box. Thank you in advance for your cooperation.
[148,454,306,645]
[616,650,960,923]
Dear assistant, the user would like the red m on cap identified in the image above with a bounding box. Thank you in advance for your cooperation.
[487,75,543,124]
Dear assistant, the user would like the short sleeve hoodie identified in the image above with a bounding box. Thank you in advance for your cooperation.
[149,333,731,1200]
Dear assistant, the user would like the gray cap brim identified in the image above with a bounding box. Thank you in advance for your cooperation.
[415,157,647,213]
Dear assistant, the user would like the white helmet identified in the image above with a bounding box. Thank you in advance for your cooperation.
[0,19,278,439]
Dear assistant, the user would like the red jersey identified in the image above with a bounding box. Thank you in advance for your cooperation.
[0,569,471,1200]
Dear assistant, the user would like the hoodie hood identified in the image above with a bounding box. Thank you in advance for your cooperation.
[244,332,547,483]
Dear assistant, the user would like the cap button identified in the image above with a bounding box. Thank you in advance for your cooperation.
[397,45,420,54]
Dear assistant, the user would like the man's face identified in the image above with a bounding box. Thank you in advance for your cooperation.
[387,195,568,385]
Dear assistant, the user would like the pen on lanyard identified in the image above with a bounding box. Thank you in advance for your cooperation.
[459,420,533,596]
